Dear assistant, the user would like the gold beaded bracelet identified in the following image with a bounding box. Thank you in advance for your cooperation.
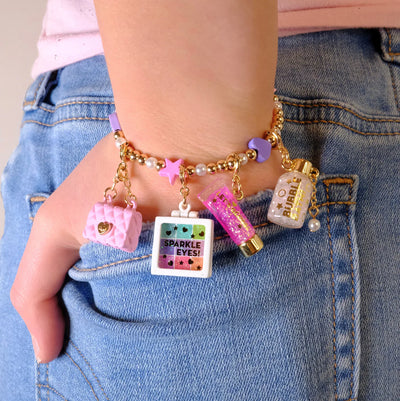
[111,95,284,200]
[83,94,321,278]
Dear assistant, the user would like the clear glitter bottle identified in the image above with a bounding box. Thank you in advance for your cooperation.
[267,159,313,229]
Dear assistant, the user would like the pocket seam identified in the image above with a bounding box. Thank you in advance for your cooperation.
[22,116,110,129]
[37,362,68,401]
[69,340,110,401]
[72,254,151,272]
[285,117,400,136]
[65,352,101,401]
[38,100,115,113]
[324,177,357,401]
[72,200,355,273]
[282,99,400,123]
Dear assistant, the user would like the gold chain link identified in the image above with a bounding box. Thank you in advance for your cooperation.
[103,145,137,206]
[308,167,320,218]
[227,153,244,200]
[264,131,293,171]
[179,165,190,207]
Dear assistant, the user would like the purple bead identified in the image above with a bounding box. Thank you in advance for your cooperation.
[248,137,272,163]
[109,112,121,132]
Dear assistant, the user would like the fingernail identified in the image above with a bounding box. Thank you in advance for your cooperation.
[31,336,42,363]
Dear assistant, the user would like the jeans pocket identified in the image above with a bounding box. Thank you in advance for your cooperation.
[39,173,360,401]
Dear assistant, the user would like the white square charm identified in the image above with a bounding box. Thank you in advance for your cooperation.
[151,216,214,278]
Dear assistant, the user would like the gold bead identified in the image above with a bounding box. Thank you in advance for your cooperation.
[273,95,279,102]
[186,165,195,176]
[138,154,147,165]
[275,116,284,124]
[226,159,236,170]
[207,163,217,174]
[125,147,134,159]
[276,123,284,131]
[156,160,165,171]
[114,131,121,140]
[275,109,284,117]
[217,160,227,171]
[132,150,141,161]
[246,149,257,160]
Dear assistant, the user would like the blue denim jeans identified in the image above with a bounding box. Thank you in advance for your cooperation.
[1,29,399,401]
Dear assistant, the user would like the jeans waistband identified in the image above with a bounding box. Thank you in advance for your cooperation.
[23,55,113,112]
[23,29,400,109]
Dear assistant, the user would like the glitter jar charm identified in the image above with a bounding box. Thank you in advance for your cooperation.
[198,180,263,257]
[268,159,313,229]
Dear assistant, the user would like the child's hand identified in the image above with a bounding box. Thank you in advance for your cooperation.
[10,133,119,363]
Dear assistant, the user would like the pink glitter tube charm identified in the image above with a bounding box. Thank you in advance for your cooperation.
[198,180,263,257]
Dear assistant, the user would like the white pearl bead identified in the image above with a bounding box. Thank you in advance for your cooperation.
[145,157,157,169]
[238,153,248,165]
[115,137,127,148]
[274,101,283,109]
[308,218,321,232]
[195,163,207,176]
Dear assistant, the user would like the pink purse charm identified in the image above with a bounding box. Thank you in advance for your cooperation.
[83,112,143,252]
[83,197,142,252]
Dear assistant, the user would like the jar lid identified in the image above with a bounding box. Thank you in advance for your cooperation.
[292,159,312,176]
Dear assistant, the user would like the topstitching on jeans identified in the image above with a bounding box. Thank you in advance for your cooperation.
[65,351,100,401]
[346,180,356,400]
[326,183,338,400]
[37,362,68,401]
[388,61,400,112]
[28,194,49,221]
[23,74,47,107]
[71,221,271,272]
[323,177,357,401]
[386,30,400,111]
[282,100,400,123]
[38,100,115,113]
[36,385,68,401]
[285,118,400,136]
[22,116,110,128]
[386,28,400,57]
[71,200,354,273]
[46,363,49,401]
[69,340,110,401]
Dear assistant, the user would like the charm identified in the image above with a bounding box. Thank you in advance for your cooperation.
[247,137,272,163]
[83,113,143,252]
[83,197,142,252]
[268,159,314,229]
[198,179,263,257]
[151,201,214,278]
[97,221,113,235]
[158,158,184,185]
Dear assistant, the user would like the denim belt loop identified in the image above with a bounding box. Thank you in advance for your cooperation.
[379,28,400,65]
[22,70,57,112]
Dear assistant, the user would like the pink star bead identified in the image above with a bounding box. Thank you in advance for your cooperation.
[159,159,184,185]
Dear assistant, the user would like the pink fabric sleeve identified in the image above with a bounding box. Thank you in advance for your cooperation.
[31,0,400,79]
[278,0,400,36]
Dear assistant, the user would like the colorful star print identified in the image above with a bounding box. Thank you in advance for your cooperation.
[158,158,184,185]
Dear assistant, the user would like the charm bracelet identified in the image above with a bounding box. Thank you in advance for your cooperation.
[83,95,321,277]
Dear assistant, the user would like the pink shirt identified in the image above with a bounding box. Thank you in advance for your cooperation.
[31,0,400,79]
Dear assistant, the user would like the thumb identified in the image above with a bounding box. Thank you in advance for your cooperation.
[10,209,80,363]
